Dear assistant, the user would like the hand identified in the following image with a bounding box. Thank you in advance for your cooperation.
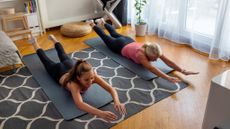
[181,70,199,75]
[98,111,117,122]
[114,102,126,115]
[167,76,181,83]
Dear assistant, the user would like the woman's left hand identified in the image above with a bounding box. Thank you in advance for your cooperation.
[114,102,126,115]
[182,70,199,75]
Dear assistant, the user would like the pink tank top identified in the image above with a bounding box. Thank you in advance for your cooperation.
[121,42,142,64]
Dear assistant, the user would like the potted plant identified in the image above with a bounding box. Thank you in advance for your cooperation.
[135,0,147,36]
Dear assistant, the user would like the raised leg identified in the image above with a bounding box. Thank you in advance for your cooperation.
[104,23,123,38]
[48,34,71,62]
[91,24,115,44]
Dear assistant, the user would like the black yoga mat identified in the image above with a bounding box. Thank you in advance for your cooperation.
[22,49,113,120]
[84,37,173,80]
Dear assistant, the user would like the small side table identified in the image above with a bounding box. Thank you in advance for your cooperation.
[202,70,230,129]
[1,12,32,38]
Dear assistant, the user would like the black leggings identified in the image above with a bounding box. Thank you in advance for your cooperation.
[93,23,135,54]
[36,43,74,82]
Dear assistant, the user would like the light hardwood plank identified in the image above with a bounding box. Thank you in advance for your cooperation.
[13,25,230,129]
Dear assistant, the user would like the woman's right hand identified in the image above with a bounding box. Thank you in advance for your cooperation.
[98,111,118,122]
[167,76,181,83]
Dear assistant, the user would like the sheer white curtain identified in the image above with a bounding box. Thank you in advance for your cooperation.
[210,0,230,60]
[128,0,230,61]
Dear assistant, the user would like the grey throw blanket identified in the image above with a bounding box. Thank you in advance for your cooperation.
[0,31,21,67]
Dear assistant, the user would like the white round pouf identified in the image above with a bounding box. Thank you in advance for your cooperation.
[60,22,92,38]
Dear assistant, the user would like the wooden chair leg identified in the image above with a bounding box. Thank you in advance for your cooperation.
[1,13,32,38]
[2,18,8,32]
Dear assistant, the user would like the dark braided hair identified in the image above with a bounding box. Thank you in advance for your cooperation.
[63,59,92,87]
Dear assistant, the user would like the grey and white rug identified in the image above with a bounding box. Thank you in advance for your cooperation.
[0,48,187,129]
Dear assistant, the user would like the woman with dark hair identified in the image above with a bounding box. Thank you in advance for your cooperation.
[29,35,126,122]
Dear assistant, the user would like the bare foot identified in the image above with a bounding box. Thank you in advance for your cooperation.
[86,20,96,27]
[95,18,105,26]
[48,34,58,43]
[28,36,37,44]
[100,18,105,25]
[28,37,40,50]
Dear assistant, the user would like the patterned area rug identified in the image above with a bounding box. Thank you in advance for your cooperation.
[0,48,187,129]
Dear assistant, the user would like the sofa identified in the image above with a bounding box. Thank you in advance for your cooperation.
[0,30,21,68]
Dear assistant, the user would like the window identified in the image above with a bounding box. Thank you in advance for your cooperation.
[185,0,219,37]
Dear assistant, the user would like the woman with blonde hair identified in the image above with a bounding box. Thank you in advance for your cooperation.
[88,19,198,83]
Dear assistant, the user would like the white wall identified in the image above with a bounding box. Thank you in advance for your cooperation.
[37,0,104,29]
[0,0,104,31]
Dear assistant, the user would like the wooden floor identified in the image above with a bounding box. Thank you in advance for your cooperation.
[13,26,230,129]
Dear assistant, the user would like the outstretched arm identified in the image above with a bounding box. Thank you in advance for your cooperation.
[67,82,117,122]
[139,54,181,83]
[94,74,126,115]
[160,55,199,75]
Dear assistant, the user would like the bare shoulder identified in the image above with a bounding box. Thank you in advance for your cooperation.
[66,81,81,92]
[159,54,169,61]
[93,73,101,83]
[137,50,148,63]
